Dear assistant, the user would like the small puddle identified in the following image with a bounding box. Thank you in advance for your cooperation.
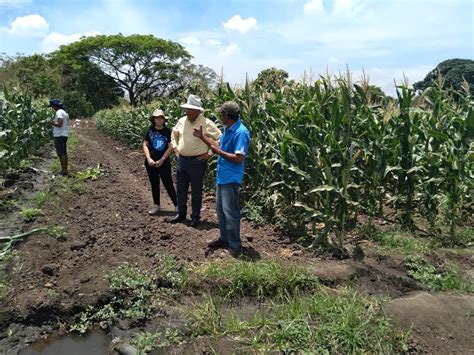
[19,330,110,355]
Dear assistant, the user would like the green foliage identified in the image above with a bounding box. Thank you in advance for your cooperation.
[404,256,473,292]
[74,165,104,181]
[19,208,42,222]
[92,75,472,249]
[191,259,318,301]
[186,289,410,353]
[253,67,289,91]
[132,328,185,354]
[362,226,435,255]
[414,58,474,95]
[0,89,52,176]
[71,257,185,333]
[57,34,192,105]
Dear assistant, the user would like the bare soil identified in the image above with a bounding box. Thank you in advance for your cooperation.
[1,121,473,354]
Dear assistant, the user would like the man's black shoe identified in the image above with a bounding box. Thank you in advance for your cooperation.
[191,219,200,228]
[229,247,243,258]
[208,238,228,249]
[169,215,185,224]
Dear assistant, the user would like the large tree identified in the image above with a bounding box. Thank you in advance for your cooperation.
[57,34,192,105]
[413,58,474,95]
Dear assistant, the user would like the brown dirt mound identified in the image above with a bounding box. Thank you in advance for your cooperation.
[385,291,474,354]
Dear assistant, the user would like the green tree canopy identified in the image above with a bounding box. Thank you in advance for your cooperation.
[253,68,289,91]
[57,34,192,105]
[413,58,474,95]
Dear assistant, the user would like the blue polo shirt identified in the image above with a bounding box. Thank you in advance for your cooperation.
[216,119,251,185]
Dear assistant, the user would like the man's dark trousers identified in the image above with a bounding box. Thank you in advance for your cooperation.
[176,156,207,221]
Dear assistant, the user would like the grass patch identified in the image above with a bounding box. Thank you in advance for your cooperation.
[404,256,473,292]
[190,259,318,301]
[439,227,474,249]
[131,328,185,353]
[186,288,410,353]
[19,208,42,222]
[361,226,435,255]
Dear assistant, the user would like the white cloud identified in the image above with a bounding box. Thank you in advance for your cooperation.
[8,14,49,37]
[179,36,200,46]
[220,43,240,56]
[332,0,366,17]
[41,31,100,52]
[0,0,31,8]
[222,15,257,34]
[206,39,221,47]
[304,0,324,14]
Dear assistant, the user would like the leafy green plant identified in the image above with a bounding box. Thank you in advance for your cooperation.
[74,165,104,181]
[0,89,51,176]
[404,255,473,292]
[19,208,42,222]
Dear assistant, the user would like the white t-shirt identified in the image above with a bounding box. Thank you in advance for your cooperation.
[53,109,69,137]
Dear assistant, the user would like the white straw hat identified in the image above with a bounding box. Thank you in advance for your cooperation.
[180,95,205,111]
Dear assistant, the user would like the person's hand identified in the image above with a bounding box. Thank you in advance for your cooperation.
[147,158,156,166]
[193,125,203,138]
[155,159,164,168]
[174,148,180,158]
[210,145,221,156]
[197,152,212,161]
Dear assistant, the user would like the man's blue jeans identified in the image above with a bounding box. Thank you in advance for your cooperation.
[216,183,241,250]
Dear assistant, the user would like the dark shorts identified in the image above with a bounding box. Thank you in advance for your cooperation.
[54,136,68,156]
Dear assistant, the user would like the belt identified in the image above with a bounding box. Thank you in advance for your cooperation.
[180,155,201,160]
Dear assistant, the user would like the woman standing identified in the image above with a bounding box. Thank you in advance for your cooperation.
[143,109,177,215]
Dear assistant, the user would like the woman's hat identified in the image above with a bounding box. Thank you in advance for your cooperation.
[180,95,204,111]
[151,109,166,118]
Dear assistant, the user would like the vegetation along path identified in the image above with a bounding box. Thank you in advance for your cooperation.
[1,121,473,354]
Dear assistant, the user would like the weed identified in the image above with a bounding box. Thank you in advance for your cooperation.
[74,165,104,181]
[404,256,473,292]
[186,287,410,353]
[32,188,51,207]
[19,208,42,222]
[46,225,66,240]
[70,261,183,333]
[191,259,318,301]
[439,227,474,248]
[132,328,185,354]
[361,226,435,255]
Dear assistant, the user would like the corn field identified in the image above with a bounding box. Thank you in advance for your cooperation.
[93,76,474,248]
[0,90,51,176]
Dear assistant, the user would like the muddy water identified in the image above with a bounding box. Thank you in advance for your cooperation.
[18,330,110,355]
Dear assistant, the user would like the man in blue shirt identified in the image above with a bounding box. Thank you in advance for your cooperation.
[193,101,251,256]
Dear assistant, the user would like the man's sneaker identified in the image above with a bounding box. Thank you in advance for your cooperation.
[148,205,160,215]
[208,238,228,249]
[191,218,201,228]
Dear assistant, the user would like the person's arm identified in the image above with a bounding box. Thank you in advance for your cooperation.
[143,140,155,166]
[212,147,245,163]
[193,125,219,160]
[50,116,63,127]
[154,144,174,168]
[213,131,249,163]
[170,121,180,158]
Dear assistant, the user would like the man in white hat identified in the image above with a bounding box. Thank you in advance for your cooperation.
[169,95,221,227]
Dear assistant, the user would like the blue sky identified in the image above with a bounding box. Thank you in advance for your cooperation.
[0,0,473,95]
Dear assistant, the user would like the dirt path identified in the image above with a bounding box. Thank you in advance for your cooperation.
[1,122,473,353]
[3,122,311,316]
